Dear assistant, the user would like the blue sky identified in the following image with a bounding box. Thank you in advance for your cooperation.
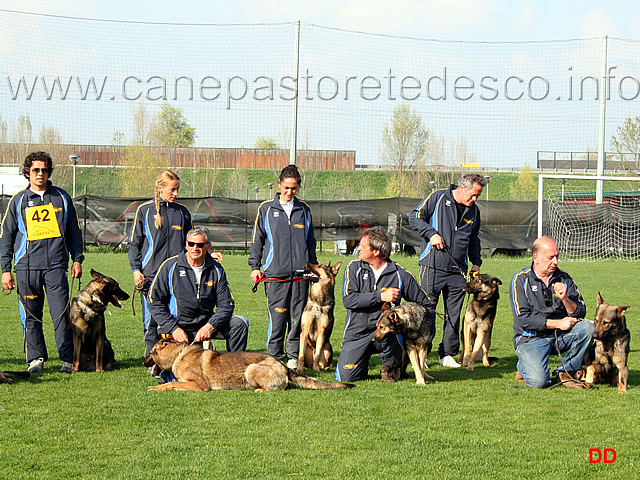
[1,0,638,41]
[2,2,640,169]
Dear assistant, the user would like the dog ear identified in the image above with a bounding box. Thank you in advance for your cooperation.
[597,292,604,306]
[493,277,502,286]
[381,302,392,313]
[389,312,401,325]
[332,261,342,275]
[617,305,630,317]
[90,269,106,281]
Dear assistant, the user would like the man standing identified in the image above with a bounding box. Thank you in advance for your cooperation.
[148,227,248,351]
[510,236,594,389]
[0,151,84,373]
[409,173,486,368]
[335,227,431,383]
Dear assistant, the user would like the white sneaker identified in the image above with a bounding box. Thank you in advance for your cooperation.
[28,357,45,373]
[286,358,298,369]
[439,355,461,368]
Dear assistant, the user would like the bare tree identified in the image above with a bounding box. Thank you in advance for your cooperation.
[611,116,640,170]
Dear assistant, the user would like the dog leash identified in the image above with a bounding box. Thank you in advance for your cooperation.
[131,277,150,316]
[251,272,306,293]
[546,327,597,390]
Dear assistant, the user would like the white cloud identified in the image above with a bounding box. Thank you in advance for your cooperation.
[582,9,619,38]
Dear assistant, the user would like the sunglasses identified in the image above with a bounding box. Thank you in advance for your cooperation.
[31,168,51,174]
[187,241,207,248]
[543,286,553,307]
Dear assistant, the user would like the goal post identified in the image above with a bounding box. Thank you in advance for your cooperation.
[538,174,640,260]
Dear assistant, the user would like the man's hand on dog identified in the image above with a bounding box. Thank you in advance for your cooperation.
[171,327,189,343]
[194,324,214,343]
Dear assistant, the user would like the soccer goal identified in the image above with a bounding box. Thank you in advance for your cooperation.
[538,174,640,260]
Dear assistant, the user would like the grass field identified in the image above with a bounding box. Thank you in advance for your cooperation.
[0,251,638,479]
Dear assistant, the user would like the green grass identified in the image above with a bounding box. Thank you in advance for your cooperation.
[1,252,638,479]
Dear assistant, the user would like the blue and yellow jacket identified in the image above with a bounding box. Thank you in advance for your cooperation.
[510,264,586,347]
[148,252,234,334]
[0,183,84,272]
[409,185,482,272]
[127,199,191,279]
[341,259,430,341]
[248,194,317,278]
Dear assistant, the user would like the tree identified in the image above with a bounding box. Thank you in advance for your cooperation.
[611,116,640,169]
[149,103,196,148]
[510,164,537,201]
[254,136,278,149]
[380,104,430,194]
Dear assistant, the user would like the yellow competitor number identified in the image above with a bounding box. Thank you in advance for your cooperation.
[25,204,61,241]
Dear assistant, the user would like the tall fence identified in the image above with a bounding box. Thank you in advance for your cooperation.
[3,11,640,173]
[0,194,537,256]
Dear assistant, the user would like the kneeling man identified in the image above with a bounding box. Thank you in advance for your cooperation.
[510,236,594,389]
[148,227,248,352]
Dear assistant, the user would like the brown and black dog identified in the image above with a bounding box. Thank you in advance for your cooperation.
[144,337,354,392]
[583,292,631,393]
[460,273,502,371]
[69,269,130,373]
[373,302,434,385]
[297,261,342,372]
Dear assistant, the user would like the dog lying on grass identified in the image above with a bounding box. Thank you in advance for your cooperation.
[144,337,355,392]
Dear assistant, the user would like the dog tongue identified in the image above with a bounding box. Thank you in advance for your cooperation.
[112,296,123,308]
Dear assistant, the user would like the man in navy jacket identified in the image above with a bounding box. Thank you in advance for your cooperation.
[148,227,247,352]
[510,236,594,388]
[409,173,486,368]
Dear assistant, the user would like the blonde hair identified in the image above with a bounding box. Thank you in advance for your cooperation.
[154,170,180,229]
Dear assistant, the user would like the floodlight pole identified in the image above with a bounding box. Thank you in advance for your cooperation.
[69,153,80,198]
[289,20,301,166]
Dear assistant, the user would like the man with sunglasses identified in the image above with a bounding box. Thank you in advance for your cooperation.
[510,236,594,389]
[147,227,248,354]
[0,151,84,374]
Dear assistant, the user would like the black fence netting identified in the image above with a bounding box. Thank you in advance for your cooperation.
[0,195,538,255]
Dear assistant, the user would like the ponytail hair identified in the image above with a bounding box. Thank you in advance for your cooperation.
[154,170,180,229]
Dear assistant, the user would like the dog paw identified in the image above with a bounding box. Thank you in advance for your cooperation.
[466,365,475,371]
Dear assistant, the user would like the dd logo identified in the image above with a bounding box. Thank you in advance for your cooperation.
[589,448,617,463]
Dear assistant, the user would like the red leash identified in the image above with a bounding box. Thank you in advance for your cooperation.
[251,273,306,293]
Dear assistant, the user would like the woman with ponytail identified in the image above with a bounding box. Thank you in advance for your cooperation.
[128,170,192,360]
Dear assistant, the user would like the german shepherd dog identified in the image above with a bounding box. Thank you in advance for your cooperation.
[0,367,29,384]
[373,302,434,385]
[69,269,130,373]
[460,274,502,371]
[144,337,354,392]
[583,292,631,393]
[297,261,342,372]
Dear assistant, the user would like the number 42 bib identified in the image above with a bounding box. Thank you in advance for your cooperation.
[25,203,61,241]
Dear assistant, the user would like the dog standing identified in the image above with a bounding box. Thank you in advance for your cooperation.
[460,273,501,371]
[69,269,130,373]
[373,302,434,385]
[584,292,630,393]
[144,337,354,392]
[297,261,342,372]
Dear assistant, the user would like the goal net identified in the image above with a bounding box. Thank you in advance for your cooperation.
[539,174,640,260]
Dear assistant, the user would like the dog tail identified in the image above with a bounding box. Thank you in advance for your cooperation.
[2,371,31,379]
[287,369,355,390]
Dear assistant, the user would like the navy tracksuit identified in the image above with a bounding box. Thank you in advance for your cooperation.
[409,185,482,358]
[335,259,430,382]
[249,194,316,362]
[128,199,192,356]
[148,252,248,352]
[0,183,84,364]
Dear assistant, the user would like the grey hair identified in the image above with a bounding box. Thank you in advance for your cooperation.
[186,226,211,243]
[458,173,487,189]
[361,226,391,261]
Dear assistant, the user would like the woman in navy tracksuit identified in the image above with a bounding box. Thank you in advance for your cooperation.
[128,170,192,358]
[249,165,317,368]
